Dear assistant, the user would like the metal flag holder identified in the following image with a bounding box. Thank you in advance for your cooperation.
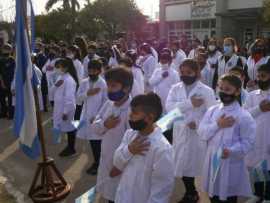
[18,1,71,202]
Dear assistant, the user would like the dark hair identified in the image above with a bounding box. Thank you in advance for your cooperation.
[68,45,81,61]
[140,43,152,54]
[126,49,137,65]
[88,59,102,70]
[219,74,242,89]
[58,58,79,90]
[229,66,245,77]
[104,67,133,90]
[131,92,163,122]
[74,36,88,58]
[180,59,199,72]
[119,57,133,68]
[258,64,270,74]
[88,44,97,51]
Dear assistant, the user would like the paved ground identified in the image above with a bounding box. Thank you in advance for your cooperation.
[0,111,247,203]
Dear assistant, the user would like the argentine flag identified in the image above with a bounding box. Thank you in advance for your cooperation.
[14,0,41,159]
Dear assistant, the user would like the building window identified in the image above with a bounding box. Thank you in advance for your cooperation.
[211,19,216,28]
[201,20,210,29]
[192,20,201,29]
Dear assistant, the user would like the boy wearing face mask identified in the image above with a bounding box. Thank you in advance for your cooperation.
[213,38,243,91]
[149,51,180,111]
[198,74,256,203]
[76,59,107,175]
[112,93,175,203]
[244,64,270,203]
[91,68,133,203]
[166,59,216,203]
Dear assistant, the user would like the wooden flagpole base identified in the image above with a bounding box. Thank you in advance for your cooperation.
[28,158,71,203]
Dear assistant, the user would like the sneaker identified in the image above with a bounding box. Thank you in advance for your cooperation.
[246,196,262,203]
[58,147,77,157]
[178,192,199,203]
[86,163,99,175]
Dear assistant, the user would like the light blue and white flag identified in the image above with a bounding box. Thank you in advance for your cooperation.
[75,186,98,203]
[14,0,41,159]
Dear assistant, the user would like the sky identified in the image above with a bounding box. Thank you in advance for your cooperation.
[0,0,159,21]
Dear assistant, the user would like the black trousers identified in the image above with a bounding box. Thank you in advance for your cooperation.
[108,201,114,203]
[0,88,13,118]
[67,130,76,151]
[74,105,83,120]
[89,140,101,165]
[163,128,173,144]
[210,196,237,203]
[182,176,197,195]
[254,171,270,200]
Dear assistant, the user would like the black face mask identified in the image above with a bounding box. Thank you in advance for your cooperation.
[252,46,265,54]
[89,74,99,82]
[257,79,270,91]
[48,52,56,59]
[129,119,147,131]
[219,92,236,105]
[180,75,197,85]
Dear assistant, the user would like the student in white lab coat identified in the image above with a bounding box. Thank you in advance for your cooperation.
[228,66,249,105]
[198,74,256,203]
[112,93,175,203]
[52,58,79,157]
[83,44,100,78]
[166,59,216,203]
[91,68,133,203]
[66,45,84,120]
[207,38,222,69]
[244,39,270,92]
[138,43,156,92]
[213,38,244,91]
[76,59,107,175]
[149,51,180,111]
[188,39,201,59]
[108,46,121,69]
[42,45,61,107]
[244,64,270,203]
[118,57,143,98]
[171,41,187,72]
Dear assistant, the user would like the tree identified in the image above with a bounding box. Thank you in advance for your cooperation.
[263,0,270,23]
[45,0,80,12]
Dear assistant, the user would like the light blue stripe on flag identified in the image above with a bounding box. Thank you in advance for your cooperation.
[14,0,40,159]
[75,186,97,203]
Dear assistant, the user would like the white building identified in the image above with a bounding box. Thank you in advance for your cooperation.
[160,0,268,44]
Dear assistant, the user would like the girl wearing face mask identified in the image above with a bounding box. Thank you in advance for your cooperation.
[198,74,256,203]
[244,64,270,203]
[166,59,216,203]
[212,38,244,91]
[52,58,79,157]
[149,51,180,112]
[207,38,222,72]
[245,39,270,92]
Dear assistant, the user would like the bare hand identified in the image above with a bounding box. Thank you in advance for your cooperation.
[162,71,169,78]
[128,136,150,156]
[222,148,230,159]
[109,166,122,177]
[247,80,256,88]
[191,96,204,108]
[259,100,270,112]
[87,88,101,96]
[55,80,64,87]
[217,114,235,128]
[104,115,121,129]
[62,114,68,121]
[187,121,197,130]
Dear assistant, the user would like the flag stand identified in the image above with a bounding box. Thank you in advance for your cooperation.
[19,1,71,202]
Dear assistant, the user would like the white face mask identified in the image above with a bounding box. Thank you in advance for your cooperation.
[208,45,216,52]
[161,63,169,69]
[67,54,74,59]
[55,68,64,75]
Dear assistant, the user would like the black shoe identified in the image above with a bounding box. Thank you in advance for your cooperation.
[58,147,77,157]
[178,192,199,203]
[86,163,98,175]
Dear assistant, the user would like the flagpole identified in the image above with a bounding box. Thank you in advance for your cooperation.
[19,1,71,202]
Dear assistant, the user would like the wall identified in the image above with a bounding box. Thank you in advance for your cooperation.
[227,0,263,10]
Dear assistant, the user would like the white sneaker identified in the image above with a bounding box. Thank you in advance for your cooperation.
[262,200,270,203]
[246,196,261,203]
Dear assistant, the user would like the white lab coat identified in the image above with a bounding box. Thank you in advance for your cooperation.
[198,102,256,200]
[82,54,100,78]
[151,47,159,65]
[76,77,107,140]
[244,89,270,170]
[166,81,216,177]
[92,98,130,201]
[217,54,241,78]
[73,59,84,83]
[131,79,143,98]
[108,57,119,69]
[171,49,186,71]
[114,128,175,203]
[207,51,222,67]
[149,66,180,111]
[132,66,144,93]
[200,62,214,88]
[188,49,196,59]
[138,54,156,92]
[52,73,77,132]
[42,58,59,101]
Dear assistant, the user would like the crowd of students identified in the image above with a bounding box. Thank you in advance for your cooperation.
[0,36,270,203]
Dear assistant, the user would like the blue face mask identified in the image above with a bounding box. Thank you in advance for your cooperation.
[108,89,126,101]
[223,45,233,55]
